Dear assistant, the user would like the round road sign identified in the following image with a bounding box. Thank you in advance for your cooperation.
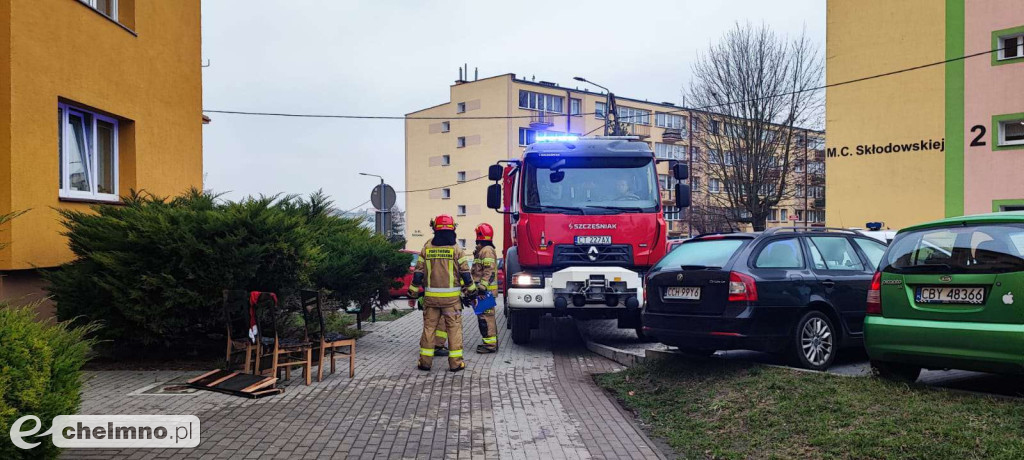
[371,184,397,210]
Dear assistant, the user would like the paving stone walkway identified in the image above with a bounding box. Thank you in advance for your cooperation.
[63,303,666,459]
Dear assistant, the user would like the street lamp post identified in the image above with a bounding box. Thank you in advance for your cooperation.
[359,172,388,237]
[574,76,620,136]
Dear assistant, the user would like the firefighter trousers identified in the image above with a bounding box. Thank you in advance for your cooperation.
[477,306,497,351]
[419,305,463,369]
[434,323,448,348]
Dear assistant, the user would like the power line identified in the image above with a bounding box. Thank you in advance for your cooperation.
[398,175,487,193]
[202,45,1007,125]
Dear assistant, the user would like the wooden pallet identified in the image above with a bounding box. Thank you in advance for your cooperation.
[187,369,283,399]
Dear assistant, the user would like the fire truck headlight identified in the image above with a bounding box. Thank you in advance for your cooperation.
[512,272,542,288]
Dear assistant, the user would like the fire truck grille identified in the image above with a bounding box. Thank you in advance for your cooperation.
[553,245,632,266]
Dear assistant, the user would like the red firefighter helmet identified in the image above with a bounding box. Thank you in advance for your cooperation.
[475,223,494,241]
[430,214,456,231]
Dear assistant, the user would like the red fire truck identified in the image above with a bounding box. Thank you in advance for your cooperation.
[486,136,690,344]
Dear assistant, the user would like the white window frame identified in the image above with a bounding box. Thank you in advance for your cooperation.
[618,106,650,125]
[570,98,581,115]
[663,206,680,221]
[456,102,466,114]
[441,154,451,166]
[768,209,778,222]
[79,0,118,20]
[997,33,1024,61]
[458,238,467,249]
[457,137,466,148]
[58,102,119,202]
[440,121,450,133]
[998,118,1024,146]
[780,209,789,222]
[518,90,564,113]
[654,143,686,160]
[457,205,467,216]
[457,171,467,182]
[655,112,686,130]
[595,101,607,119]
[441,188,451,199]
[708,178,722,194]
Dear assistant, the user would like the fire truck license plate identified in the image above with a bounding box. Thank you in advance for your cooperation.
[575,236,611,245]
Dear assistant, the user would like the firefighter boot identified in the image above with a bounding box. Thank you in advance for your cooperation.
[441,306,466,371]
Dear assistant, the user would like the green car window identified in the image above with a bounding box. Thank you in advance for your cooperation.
[885,224,1024,274]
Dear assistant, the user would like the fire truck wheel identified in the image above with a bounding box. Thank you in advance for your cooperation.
[510,309,532,345]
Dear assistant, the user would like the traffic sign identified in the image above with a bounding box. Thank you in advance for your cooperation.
[371,184,396,210]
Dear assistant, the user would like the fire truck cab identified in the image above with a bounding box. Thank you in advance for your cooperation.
[486,136,689,344]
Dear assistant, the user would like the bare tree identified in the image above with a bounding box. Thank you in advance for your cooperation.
[688,23,823,231]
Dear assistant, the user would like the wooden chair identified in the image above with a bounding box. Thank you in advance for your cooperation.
[300,290,356,381]
[222,290,258,373]
[251,291,314,386]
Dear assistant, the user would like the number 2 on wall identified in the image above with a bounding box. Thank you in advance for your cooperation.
[970,125,986,147]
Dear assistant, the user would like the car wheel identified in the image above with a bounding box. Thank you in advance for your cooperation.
[792,311,837,371]
[871,360,921,383]
[510,309,531,345]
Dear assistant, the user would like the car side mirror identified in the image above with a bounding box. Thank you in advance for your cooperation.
[488,165,504,181]
[675,183,691,208]
[672,162,689,181]
[487,184,502,210]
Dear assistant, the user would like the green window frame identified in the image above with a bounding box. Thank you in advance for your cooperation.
[992,25,1024,66]
[992,112,1024,151]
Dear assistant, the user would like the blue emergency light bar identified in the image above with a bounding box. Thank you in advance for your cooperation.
[536,134,579,143]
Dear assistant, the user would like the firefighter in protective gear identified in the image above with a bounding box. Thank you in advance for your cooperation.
[408,215,476,372]
[472,223,499,353]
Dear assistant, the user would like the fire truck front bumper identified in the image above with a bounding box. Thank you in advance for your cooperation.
[507,266,643,309]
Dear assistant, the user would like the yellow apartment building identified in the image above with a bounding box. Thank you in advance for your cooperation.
[826,0,1024,229]
[404,72,825,250]
[0,0,204,309]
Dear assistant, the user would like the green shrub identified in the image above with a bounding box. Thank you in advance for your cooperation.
[0,301,98,460]
[47,190,319,350]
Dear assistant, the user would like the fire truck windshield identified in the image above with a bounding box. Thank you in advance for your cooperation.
[522,156,659,214]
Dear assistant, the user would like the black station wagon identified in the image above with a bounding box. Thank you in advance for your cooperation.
[642,227,888,370]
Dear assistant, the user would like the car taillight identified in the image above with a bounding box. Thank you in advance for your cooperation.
[866,271,882,315]
[728,271,758,302]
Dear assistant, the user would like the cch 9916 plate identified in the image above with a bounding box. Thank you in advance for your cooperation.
[575,235,611,245]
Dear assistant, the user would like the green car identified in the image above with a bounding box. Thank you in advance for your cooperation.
[865,211,1024,382]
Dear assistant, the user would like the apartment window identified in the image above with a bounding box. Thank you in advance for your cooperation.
[796,210,805,222]
[811,210,826,223]
[570,98,582,115]
[441,121,450,133]
[780,208,789,221]
[457,205,467,216]
[519,128,565,146]
[441,155,451,166]
[655,112,686,130]
[691,177,700,192]
[518,90,564,113]
[58,103,119,201]
[617,106,650,125]
[595,101,607,119]
[658,174,678,191]
[758,183,777,196]
[997,118,1024,146]
[708,149,720,164]
[709,178,722,193]
[654,143,686,160]
[709,120,720,135]
[441,188,451,199]
[663,206,680,221]
[808,162,824,174]
[809,186,825,199]
[997,32,1024,61]
[79,0,117,19]
[458,239,467,249]
[794,161,805,173]
[457,137,466,148]
[456,102,466,113]
[768,209,778,222]
[796,185,805,198]
[457,171,467,182]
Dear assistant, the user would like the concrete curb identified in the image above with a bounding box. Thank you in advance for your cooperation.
[575,323,655,368]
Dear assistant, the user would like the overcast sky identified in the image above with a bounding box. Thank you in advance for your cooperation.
[200,0,825,212]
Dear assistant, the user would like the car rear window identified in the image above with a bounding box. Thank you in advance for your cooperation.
[884,224,1024,274]
[655,238,749,270]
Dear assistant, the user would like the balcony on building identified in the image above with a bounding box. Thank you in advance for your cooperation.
[622,122,650,139]
[661,128,684,143]
[528,110,555,128]
[813,197,825,208]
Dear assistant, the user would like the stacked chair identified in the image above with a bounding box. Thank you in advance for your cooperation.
[300,290,357,381]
